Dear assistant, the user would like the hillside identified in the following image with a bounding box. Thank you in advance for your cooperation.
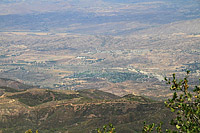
[0,78,33,90]
[0,81,174,133]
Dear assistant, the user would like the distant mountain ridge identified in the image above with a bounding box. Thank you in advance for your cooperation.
[0,0,199,35]
[0,78,33,90]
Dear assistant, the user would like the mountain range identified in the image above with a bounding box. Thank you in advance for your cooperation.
[0,78,174,133]
[0,0,199,35]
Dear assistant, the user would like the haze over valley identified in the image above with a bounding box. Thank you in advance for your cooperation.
[0,0,200,99]
[0,0,200,132]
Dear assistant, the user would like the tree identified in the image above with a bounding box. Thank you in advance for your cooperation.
[143,71,200,132]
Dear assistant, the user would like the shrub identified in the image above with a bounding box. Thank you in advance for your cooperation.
[97,124,116,133]
[143,71,200,132]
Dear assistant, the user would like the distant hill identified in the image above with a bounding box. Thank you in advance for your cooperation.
[0,78,33,90]
[0,0,199,35]
[0,79,174,133]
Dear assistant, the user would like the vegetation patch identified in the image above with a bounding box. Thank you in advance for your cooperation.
[78,89,120,100]
[122,94,151,102]
[8,90,80,106]
[68,71,148,83]
[0,86,25,93]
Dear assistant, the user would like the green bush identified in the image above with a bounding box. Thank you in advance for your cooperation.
[25,129,38,133]
[97,124,116,133]
[143,71,200,132]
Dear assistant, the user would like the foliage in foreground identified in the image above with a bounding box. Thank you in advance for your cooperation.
[96,124,116,133]
[143,71,200,132]
[25,129,38,133]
